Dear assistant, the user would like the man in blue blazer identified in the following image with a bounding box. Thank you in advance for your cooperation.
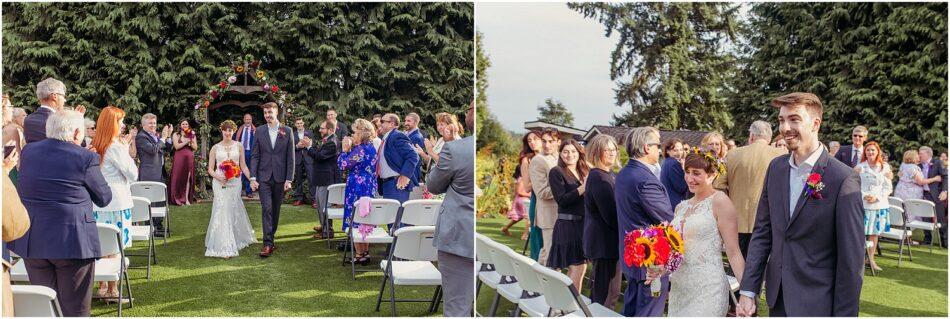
[377,113,419,203]
[10,109,112,317]
[404,112,426,183]
[614,126,674,317]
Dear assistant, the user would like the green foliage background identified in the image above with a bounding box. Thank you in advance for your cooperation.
[3,2,473,135]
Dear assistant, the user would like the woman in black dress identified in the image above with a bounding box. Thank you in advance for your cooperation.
[582,135,622,308]
[547,139,590,291]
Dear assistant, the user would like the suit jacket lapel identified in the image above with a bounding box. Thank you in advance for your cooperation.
[262,126,274,151]
[778,158,792,229]
[789,149,830,228]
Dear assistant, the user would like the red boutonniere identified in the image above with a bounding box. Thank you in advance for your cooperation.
[277,128,287,138]
[805,172,825,199]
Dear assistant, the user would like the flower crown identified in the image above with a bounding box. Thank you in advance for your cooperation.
[691,147,726,176]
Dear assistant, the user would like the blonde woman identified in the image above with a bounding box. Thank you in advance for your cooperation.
[701,131,726,161]
[583,134,623,308]
[424,112,463,164]
[337,119,379,264]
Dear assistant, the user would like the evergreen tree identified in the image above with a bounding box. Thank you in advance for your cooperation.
[728,2,947,155]
[570,2,740,131]
[536,98,574,127]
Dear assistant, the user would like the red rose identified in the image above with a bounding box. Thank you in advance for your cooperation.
[653,236,671,265]
[807,173,821,184]
[210,91,219,99]
[271,85,279,93]
[219,81,227,89]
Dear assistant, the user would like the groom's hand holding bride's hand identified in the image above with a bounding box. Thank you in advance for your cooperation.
[250,180,259,191]
[737,296,756,317]
[284,181,292,191]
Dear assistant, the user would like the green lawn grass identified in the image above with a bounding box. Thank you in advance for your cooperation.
[476,215,948,317]
[89,202,440,317]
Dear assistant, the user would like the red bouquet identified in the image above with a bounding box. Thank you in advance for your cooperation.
[624,221,684,296]
[218,159,241,188]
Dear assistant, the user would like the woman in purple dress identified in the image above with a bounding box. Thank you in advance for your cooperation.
[170,119,198,205]
[337,118,378,264]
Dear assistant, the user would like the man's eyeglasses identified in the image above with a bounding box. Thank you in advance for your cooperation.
[852,134,866,138]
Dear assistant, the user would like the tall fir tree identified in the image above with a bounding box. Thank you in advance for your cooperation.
[570,2,739,131]
[727,2,947,156]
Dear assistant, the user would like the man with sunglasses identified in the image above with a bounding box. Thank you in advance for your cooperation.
[833,125,868,168]
[376,113,419,204]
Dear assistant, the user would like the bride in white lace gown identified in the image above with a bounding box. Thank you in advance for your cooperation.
[666,153,745,317]
[204,121,256,258]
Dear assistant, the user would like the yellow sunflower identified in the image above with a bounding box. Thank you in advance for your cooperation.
[256,70,265,79]
[235,65,245,73]
[635,236,656,266]
[664,226,684,253]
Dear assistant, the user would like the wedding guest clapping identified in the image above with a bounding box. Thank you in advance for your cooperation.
[170,119,198,206]
[854,141,892,272]
[10,109,112,317]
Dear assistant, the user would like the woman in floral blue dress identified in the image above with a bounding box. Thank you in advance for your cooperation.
[337,118,378,264]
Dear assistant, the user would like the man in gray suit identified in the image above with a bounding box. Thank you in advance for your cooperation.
[737,93,864,317]
[426,103,474,317]
[136,113,173,236]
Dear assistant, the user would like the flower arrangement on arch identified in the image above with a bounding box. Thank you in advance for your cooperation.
[624,221,685,296]
[192,54,288,110]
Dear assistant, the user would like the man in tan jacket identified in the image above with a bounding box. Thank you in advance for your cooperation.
[714,120,786,256]
[3,151,31,317]
[529,129,560,266]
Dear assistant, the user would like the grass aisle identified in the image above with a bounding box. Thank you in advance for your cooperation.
[91,202,439,317]
[476,215,948,317]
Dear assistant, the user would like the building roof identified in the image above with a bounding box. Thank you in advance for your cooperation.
[584,125,710,148]
[524,121,588,140]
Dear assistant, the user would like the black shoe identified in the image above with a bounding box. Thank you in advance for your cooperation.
[153,231,166,238]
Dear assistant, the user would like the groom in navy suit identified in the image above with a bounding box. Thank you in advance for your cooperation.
[737,93,864,317]
[250,102,295,257]
[376,113,419,203]
[614,126,673,317]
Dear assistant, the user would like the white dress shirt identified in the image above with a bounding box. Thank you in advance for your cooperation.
[39,105,56,113]
[377,130,400,179]
[94,141,139,211]
[267,122,281,146]
[788,142,823,216]
[635,158,662,178]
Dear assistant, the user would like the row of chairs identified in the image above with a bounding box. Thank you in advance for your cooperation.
[476,233,622,317]
[9,181,170,317]
[875,197,942,272]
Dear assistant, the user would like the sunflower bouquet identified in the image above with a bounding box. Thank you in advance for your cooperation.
[623,221,685,296]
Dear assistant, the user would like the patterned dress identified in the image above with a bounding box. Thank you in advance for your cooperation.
[337,142,378,231]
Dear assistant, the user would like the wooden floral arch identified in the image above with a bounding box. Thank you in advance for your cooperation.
[191,54,297,197]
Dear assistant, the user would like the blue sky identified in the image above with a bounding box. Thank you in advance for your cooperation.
[477,2,620,133]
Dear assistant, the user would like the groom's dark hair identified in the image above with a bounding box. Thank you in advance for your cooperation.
[771,92,823,119]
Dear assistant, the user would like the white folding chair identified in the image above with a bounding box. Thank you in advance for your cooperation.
[880,205,914,266]
[130,181,169,245]
[9,255,29,283]
[95,223,133,316]
[374,226,442,316]
[532,263,622,317]
[398,199,442,227]
[904,199,942,252]
[127,196,156,279]
[506,247,549,317]
[484,238,524,317]
[323,183,346,247]
[888,196,904,209]
[474,233,502,316]
[345,198,400,280]
[10,285,63,317]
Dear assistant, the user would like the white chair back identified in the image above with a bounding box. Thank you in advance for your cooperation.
[888,196,904,209]
[130,181,167,205]
[130,196,152,223]
[11,285,62,317]
[486,240,517,278]
[353,198,400,226]
[327,183,346,206]
[507,248,543,294]
[97,223,123,257]
[474,233,495,265]
[889,205,906,227]
[904,199,937,219]
[532,262,584,315]
[400,199,441,226]
[392,226,438,261]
